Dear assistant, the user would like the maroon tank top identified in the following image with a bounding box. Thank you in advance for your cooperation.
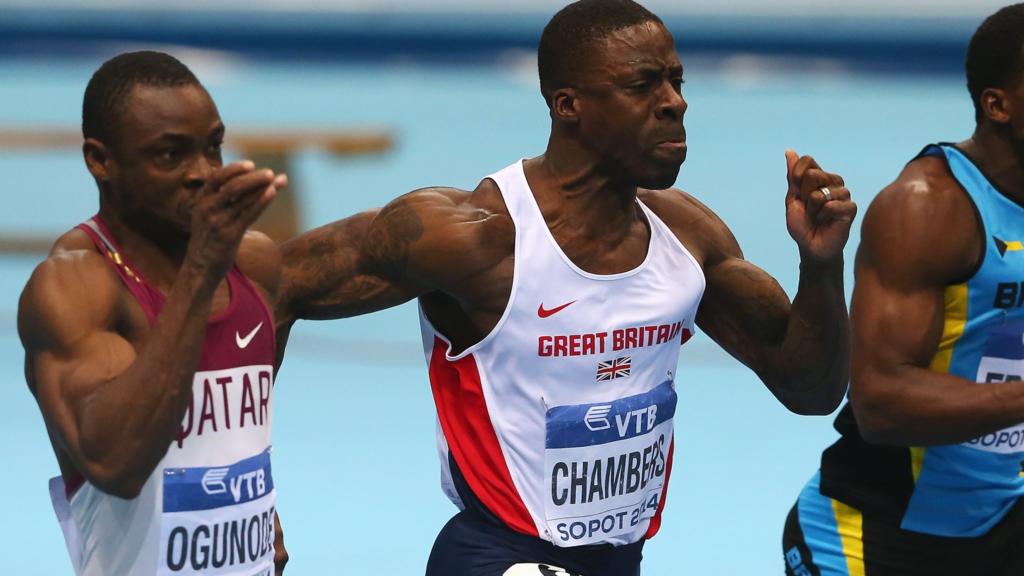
[63,216,277,495]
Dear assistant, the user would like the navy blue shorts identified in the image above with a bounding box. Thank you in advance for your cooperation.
[426,510,644,576]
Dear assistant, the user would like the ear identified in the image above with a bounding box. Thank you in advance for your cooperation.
[551,87,581,124]
[981,87,1012,124]
[83,138,112,183]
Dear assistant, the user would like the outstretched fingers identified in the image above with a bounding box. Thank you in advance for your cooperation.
[186,161,288,277]
[206,160,256,193]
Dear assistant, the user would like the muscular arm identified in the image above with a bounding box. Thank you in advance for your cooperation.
[274,210,418,366]
[21,162,281,498]
[275,184,512,362]
[695,216,850,415]
[669,153,855,415]
[277,211,416,323]
[22,251,224,498]
[849,158,1024,445]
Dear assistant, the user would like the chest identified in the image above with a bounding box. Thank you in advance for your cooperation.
[116,275,274,372]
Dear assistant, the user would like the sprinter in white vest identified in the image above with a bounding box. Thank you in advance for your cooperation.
[277,1,858,574]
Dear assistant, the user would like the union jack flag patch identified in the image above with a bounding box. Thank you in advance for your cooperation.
[596,356,632,381]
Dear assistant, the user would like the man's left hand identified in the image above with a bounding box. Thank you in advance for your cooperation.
[274,512,289,575]
[784,149,858,263]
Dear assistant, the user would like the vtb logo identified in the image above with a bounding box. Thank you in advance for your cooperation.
[583,404,658,437]
[584,405,612,431]
[200,467,268,502]
[201,468,229,495]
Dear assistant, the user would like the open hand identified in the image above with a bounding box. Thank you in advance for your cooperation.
[188,160,288,278]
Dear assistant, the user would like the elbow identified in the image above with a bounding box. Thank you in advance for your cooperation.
[769,374,848,416]
[106,480,146,501]
[853,410,898,445]
[85,463,147,499]
[785,397,843,417]
[848,389,904,445]
[78,442,149,499]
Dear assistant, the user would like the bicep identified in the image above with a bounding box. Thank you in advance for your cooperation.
[848,176,978,391]
[681,195,792,370]
[31,332,137,457]
[19,257,134,463]
[850,256,947,388]
[365,187,498,297]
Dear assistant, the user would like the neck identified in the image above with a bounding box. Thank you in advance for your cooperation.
[530,134,641,240]
[97,199,190,289]
[962,126,1024,202]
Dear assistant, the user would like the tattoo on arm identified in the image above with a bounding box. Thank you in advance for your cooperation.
[278,203,427,325]
[699,261,790,370]
[365,202,425,278]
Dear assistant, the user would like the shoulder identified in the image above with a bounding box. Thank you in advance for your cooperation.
[639,187,741,266]
[866,153,968,221]
[859,153,979,285]
[237,230,282,300]
[19,231,124,356]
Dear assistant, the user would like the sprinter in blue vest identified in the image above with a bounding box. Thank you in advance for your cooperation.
[783,5,1024,575]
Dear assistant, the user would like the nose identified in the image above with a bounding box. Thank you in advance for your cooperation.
[184,153,214,190]
[656,82,687,121]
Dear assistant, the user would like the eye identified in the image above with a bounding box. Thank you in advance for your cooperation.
[671,77,685,92]
[157,148,181,163]
[207,140,223,155]
[629,79,655,92]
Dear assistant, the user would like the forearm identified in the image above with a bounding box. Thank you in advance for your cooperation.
[77,263,218,495]
[278,211,416,322]
[773,257,850,413]
[854,366,1024,445]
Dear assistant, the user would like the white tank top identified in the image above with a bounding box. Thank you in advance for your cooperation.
[49,218,278,576]
[419,161,705,547]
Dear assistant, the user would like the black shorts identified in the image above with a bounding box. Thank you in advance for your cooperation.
[426,510,644,576]
[782,472,1024,576]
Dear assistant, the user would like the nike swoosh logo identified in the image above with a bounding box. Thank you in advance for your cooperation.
[538,301,576,318]
[235,322,263,349]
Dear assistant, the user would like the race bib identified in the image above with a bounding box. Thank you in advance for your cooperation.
[544,381,675,546]
[159,449,276,575]
[966,353,1024,454]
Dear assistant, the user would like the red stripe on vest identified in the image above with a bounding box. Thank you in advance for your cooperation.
[428,336,537,536]
[645,438,674,539]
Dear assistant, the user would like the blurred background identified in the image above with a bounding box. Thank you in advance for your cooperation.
[0,1,1004,574]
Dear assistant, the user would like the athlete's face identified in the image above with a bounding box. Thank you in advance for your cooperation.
[572,22,687,190]
[92,83,224,235]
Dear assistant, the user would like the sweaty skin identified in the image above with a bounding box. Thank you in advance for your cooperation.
[277,22,857,416]
[845,28,1024,446]
[850,131,1024,446]
[18,84,290,574]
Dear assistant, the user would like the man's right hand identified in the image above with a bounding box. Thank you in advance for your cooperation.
[188,160,287,281]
